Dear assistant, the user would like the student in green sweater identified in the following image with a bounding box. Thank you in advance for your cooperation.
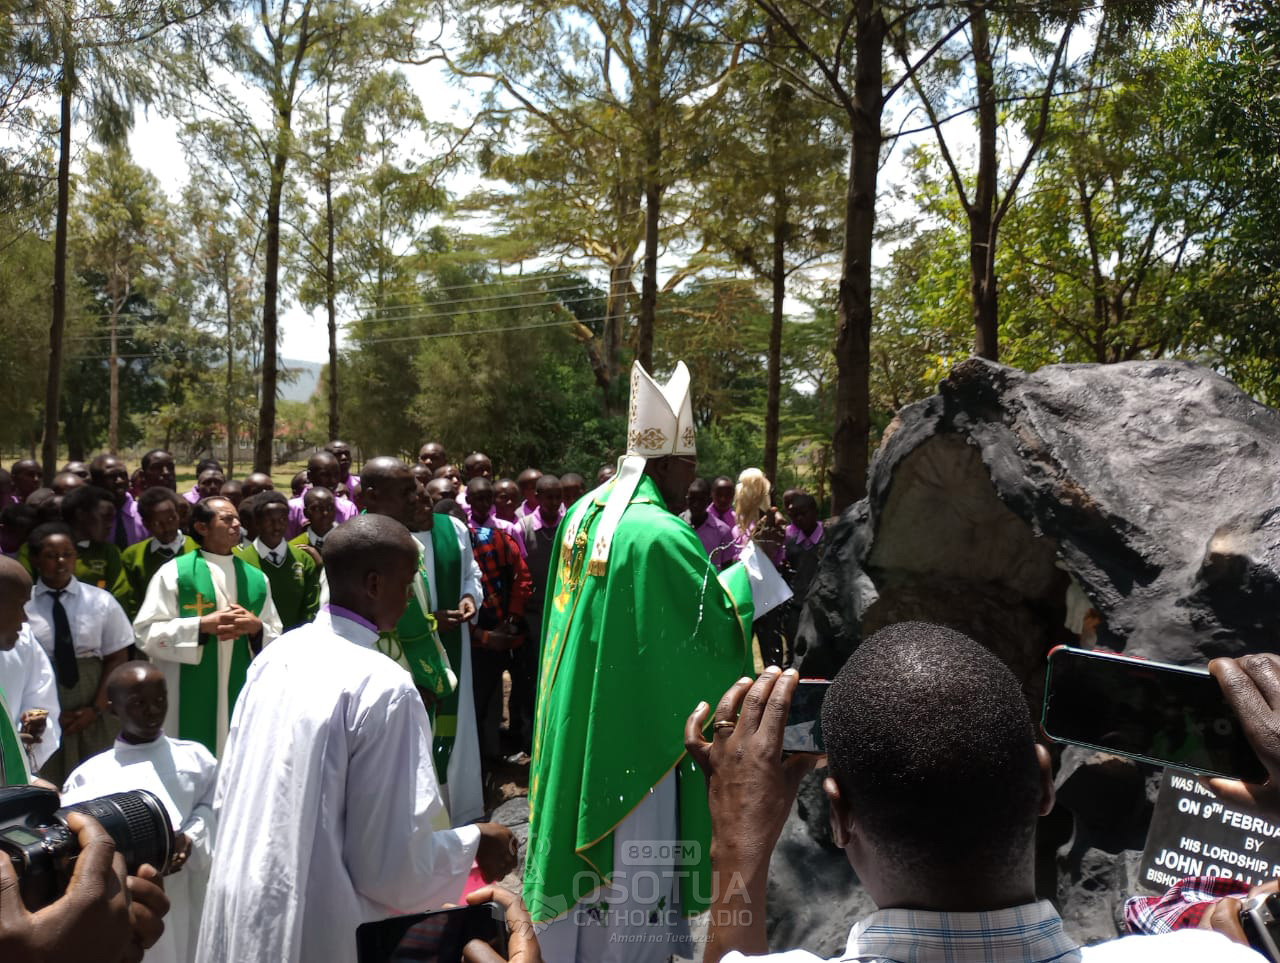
[121,487,198,618]
[288,485,337,560]
[235,492,321,631]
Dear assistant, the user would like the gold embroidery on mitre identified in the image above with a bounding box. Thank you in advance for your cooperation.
[628,427,668,451]
[682,425,696,448]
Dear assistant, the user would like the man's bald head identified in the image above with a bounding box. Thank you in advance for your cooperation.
[323,514,420,629]
[360,457,418,529]
[51,471,85,495]
[0,556,32,650]
[105,660,164,705]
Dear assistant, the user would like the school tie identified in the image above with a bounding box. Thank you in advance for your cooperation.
[51,589,78,689]
[113,512,128,549]
[156,546,175,561]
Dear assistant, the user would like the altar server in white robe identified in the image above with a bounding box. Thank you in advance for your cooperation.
[195,515,518,963]
[134,496,281,756]
[62,660,216,963]
[0,623,61,771]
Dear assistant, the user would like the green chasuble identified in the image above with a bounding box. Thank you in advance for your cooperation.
[121,537,198,619]
[0,686,29,785]
[523,473,755,924]
[174,551,268,755]
[234,542,321,630]
[384,521,464,780]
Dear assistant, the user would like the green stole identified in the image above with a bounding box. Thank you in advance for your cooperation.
[175,551,268,754]
[389,522,463,779]
[0,687,28,785]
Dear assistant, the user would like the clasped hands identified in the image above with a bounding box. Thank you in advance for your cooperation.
[198,605,262,641]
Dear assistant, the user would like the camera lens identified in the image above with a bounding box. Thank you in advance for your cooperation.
[58,789,173,875]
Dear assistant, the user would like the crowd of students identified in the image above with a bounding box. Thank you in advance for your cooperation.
[0,439,829,962]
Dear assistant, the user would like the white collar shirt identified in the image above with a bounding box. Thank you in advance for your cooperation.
[150,535,186,557]
[26,578,134,660]
[254,537,289,568]
[0,624,61,770]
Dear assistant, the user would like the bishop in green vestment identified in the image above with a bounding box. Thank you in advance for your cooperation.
[525,362,788,962]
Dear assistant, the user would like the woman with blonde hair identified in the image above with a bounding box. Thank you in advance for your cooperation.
[730,468,789,666]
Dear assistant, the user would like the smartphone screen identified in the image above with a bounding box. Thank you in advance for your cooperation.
[1042,646,1266,782]
[784,679,830,754]
[355,902,507,963]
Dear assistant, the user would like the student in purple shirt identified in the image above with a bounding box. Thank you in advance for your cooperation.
[680,478,736,570]
[783,492,825,645]
[710,475,736,529]
[465,477,527,557]
[515,468,542,519]
[494,478,522,524]
[89,454,146,548]
[286,451,359,538]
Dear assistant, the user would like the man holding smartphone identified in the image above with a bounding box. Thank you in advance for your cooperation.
[686,622,1262,962]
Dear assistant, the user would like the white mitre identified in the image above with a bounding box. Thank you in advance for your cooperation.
[562,361,696,575]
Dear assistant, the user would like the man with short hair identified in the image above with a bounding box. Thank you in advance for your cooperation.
[710,475,736,529]
[688,624,1257,963]
[122,487,198,617]
[237,492,321,631]
[196,515,517,963]
[418,442,447,474]
[426,476,456,506]
[60,461,90,480]
[494,478,521,524]
[559,472,586,509]
[681,477,735,571]
[90,454,146,548]
[134,496,282,755]
[515,468,543,519]
[325,439,361,505]
[10,459,41,502]
[50,471,85,496]
[289,486,338,554]
[463,451,493,481]
[363,458,485,826]
[184,459,222,504]
[141,449,178,492]
[241,472,274,498]
[465,478,527,557]
[286,451,358,538]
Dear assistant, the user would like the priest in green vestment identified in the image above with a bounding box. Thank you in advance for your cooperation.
[134,496,282,755]
[361,458,485,826]
[525,361,791,962]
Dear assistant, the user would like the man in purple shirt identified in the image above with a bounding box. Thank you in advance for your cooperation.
[89,454,147,547]
[325,439,360,504]
[140,449,177,493]
[287,451,359,538]
[182,458,222,504]
[680,478,736,571]
[710,475,736,529]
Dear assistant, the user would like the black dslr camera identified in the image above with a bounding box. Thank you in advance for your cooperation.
[0,785,173,910]
[1242,893,1280,962]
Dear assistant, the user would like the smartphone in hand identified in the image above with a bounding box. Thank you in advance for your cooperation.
[784,679,830,754]
[355,902,507,963]
[1041,645,1266,782]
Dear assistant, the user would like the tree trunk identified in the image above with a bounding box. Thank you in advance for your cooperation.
[108,295,121,454]
[830,0,884,513]
[970,3,999,361]
[601,259,634,414]
[224,256,236,476]
[42,39,73,483]
[764,194,786,484]
[636,0,661,374]
[325,167,338,440]
[254,147,289,473]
